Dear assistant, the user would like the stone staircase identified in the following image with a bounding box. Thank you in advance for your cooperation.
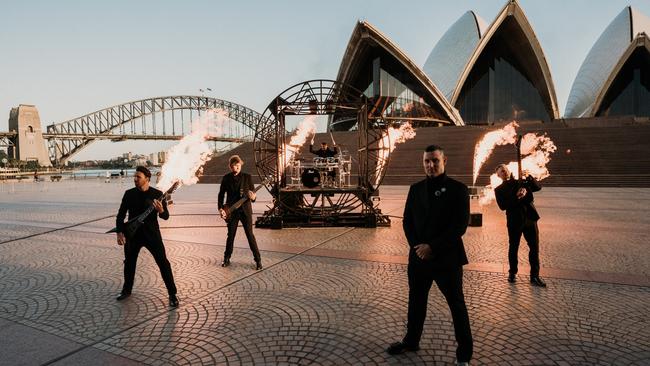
[200,118,650,187]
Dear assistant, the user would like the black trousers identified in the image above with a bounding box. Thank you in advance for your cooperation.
[224,210,261,262]
[122,238,177,296]
[405,260,473,362]
[507,218,540,277]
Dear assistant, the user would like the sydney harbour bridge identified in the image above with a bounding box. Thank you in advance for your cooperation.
[0,95,263,166]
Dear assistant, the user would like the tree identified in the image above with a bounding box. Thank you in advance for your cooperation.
[26,161,40,170]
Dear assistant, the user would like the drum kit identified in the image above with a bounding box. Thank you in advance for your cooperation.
[289,152,351,189]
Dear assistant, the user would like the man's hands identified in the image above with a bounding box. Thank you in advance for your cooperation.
[153,199,164,213]
[117,232,126,246]
[247,191,256,201]
[219,208,227,220]
[414,243,433,260]
[516,187,527,199]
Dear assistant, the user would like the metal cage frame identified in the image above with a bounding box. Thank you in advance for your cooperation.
[253,79,392,228]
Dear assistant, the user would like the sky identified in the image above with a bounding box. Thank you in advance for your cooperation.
[2,0,649,161]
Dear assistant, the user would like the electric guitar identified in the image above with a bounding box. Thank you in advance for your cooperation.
[515,134,523,184]
[107,181,180,238]
[221,176,270,221]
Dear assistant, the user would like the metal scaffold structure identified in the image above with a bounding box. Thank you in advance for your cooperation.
[254,79,393,228]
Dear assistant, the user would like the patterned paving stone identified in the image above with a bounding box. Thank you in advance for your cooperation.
[99,257,650,365]
[0,223,56,243]
[2,182,650,365]
[0,230,291,344]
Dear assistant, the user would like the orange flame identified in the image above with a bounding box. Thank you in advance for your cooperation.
[472,121,519,185]
[281,116,317,175]
[478,131,557,206]
[157,109,229,192]
[375,122,416,186]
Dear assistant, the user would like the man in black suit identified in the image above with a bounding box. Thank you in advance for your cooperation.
[387,145,473,366]
[309,141,338,158]
[115,166,179,307]
[494,164,546,287]
[218,155,262,270]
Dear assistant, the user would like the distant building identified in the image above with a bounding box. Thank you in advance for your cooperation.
[565,6,650,118]
[157,151,168,164]
[149,153,159,166]
[333,0,649,125]
[133,157,147,167]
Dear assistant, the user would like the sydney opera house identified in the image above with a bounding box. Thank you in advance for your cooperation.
[206,0,650,188]
[330,0,650,129]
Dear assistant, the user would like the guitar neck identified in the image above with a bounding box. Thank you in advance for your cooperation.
[515,135,523,182]
[229,181,265,211]
[136,190,170,221]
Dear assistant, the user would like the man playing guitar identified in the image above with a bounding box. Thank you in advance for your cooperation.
[218,155,262,270]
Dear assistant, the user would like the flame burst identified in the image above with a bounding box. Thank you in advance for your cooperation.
[157,109,229,192]
[472,121,519,185]
[375,122,416,186]
[478,130,557,206]
[283,116,317,168]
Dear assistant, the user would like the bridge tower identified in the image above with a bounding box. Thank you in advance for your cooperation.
[8,105,52,166]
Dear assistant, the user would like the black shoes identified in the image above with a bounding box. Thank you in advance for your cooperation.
[117,292,179,307]
[386,341,420,355]
[222,258,263,270]
[169,295,179,307]
[509,274,547,287]
[530,277,547,287]
[116,292,131,301]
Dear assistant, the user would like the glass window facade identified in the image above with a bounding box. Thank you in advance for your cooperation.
[332,47,451,130]
[456,18,552,125]
[372,68,443,123]
[596,47,650,117]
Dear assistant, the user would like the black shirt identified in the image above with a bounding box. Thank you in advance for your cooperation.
[310,145,338,158]
[218,172,255,215]
[495,176,542,225]
[403,173,470,269]
[116,186,169,242]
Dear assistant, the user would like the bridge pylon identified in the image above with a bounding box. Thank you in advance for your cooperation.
[8,105,52,167]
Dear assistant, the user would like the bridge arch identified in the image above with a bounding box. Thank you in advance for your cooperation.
[45,95,265,164]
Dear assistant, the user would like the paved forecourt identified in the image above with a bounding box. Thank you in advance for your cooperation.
[0,180,649,365]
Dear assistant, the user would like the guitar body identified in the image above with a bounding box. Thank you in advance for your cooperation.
[107,182,180,237]
[221,204,236,222]
[123,217,144,239]
[220,176,271,222]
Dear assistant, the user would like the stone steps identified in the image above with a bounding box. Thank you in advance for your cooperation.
[200,120,650,187]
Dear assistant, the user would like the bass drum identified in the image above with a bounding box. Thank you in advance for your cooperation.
[301,168,321,188]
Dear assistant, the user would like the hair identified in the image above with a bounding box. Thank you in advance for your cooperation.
[321,141,328,145]
[229,155,243,166]
[424,144,444,154]
[495,163,509,173]
[135,165,151,179]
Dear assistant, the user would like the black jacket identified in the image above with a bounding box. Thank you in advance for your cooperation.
[116,186,169,242]
[495,175,541,228]
[403,173,470,270]
[218,172,255,216]
[309,145,337,158]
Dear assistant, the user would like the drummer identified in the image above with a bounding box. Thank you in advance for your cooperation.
[309,141,338,159]
[310,141,338,185]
